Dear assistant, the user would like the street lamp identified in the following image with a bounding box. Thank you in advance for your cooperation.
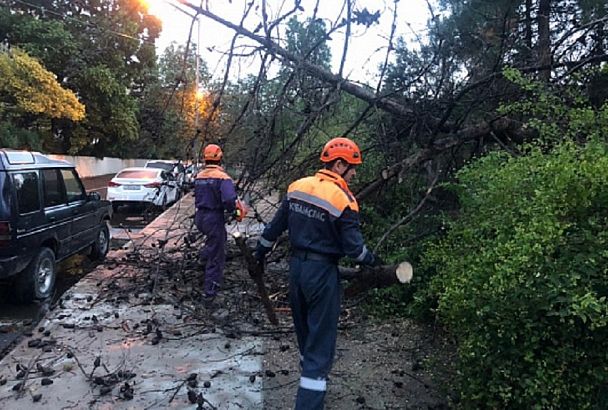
[144,0,204,158]
[194,12,201,136]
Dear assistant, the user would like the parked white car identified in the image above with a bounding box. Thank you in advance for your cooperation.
[144,160,186,191]
[184,163,201,189]
[106,167,179,212]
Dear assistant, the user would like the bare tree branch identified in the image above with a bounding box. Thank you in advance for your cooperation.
[356,118,525,200]
[176,0,414,118]
[373,173,439,252]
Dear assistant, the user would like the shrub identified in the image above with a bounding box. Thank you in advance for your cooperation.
[425,140,608,408]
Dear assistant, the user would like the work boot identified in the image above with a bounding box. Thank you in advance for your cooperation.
[202,295,218,310]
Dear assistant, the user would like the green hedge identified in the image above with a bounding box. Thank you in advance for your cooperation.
[425,141,608,408]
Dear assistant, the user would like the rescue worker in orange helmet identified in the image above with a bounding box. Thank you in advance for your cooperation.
[255,137,383,409]
[194,144,245,309]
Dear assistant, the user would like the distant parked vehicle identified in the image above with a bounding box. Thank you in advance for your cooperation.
[106,167,179,212]
[0,149,112,302]
[144,160,186,191]
[184,163,201,189]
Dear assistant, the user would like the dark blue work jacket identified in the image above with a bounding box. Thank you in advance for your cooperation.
[194,165,237,213]
[260,169,373,264]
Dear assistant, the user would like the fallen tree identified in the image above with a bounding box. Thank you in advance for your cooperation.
[234,229,413,316]
[339,261,413,296]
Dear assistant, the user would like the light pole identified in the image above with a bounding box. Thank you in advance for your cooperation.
[149,0,204,162]
[194,12,201,138]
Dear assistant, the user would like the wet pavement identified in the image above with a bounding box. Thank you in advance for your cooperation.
[0,172,240,362]
[0,203,166,358]
[109,206,153,240]
[0,257,91,356]
[0,194,269,409]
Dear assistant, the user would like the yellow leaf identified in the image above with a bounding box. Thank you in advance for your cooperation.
[0,48,85,121]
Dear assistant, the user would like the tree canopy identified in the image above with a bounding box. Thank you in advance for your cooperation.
[0,47,85,121]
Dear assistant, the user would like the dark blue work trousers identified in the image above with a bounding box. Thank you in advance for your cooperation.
[195,211,226,298]
[289,256,340,410]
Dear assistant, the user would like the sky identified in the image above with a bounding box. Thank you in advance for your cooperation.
[146,0,434,85]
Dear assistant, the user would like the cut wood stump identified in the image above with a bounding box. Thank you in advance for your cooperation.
[339,261,413,296]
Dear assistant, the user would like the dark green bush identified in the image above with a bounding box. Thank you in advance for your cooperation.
[425,140,608,408]
[0,121,43,151]
[359,173,446,321]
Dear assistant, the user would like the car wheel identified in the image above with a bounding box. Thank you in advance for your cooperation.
[15,247,56,303]
[89,221,110,260]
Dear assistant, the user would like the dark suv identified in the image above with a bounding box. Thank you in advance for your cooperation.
[0,150,112,302]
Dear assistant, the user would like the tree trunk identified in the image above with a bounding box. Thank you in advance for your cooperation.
[339,261,413,296]
[525,0,533,58]
[538,0,551,82]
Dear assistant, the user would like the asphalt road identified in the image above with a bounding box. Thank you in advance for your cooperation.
[82,173,154,233]
[82,173,113,199]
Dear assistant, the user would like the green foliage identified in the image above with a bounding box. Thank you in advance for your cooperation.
[0,120,42,150]
[68,65,138,155]
[0,8,78,75]
[500,67,608,145]
[285,17,331,69]
[0,0,160,155]
[0,48,85,121]
[150,43,212,159]
[424,140,608,408]
[358,154,446,321]
[157,42,207,89]
[366,285,413,318]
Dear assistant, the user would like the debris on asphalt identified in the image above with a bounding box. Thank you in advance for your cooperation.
[0,194,453,409]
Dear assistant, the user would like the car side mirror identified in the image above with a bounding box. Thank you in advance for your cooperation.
[88,192,101,201]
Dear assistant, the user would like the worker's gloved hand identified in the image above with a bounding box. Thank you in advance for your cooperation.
[370,253,385,267]
[254,242,271,263]
[234,200,247,222]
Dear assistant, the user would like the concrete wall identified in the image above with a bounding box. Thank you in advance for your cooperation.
[48,154,148,178]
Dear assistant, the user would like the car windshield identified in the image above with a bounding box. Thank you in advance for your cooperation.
[116,170,158,179]
[146,162,174,171]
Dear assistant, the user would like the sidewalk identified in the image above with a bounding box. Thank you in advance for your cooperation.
[0,194,283,409]
[0,193,451,409]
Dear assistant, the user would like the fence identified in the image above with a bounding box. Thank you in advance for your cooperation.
[47,154,148,178]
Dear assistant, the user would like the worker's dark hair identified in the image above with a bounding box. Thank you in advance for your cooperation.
[324,159,339,170]
[325,158,353,170]
[205,159,221,166]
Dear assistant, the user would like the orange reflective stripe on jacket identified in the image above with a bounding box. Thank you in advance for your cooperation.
[287,169,359,215]
[260,168,370,262]
[195,165,232,180]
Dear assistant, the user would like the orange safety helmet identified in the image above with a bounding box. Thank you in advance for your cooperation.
[320,137,362,165]
[203,144,223,162]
